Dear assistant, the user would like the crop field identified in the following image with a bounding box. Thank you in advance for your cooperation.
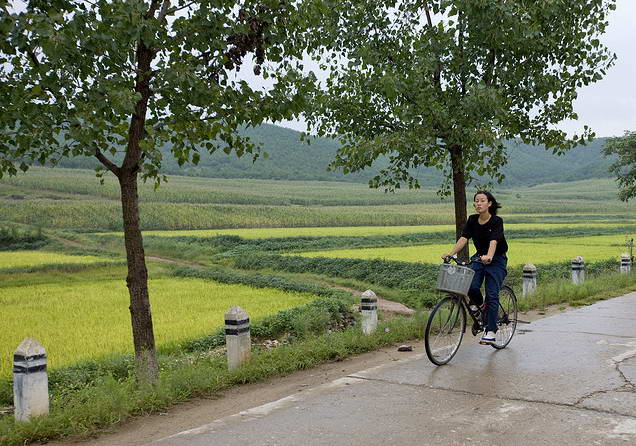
[0,200,463,231]
[2,167,636,232]
[124,221,636,240]
[0,275,315,379]
[2,166,636,378]
[0,251,119,270]
[293,234,632,267]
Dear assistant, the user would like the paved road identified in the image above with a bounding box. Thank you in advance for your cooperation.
[151,292,636,445]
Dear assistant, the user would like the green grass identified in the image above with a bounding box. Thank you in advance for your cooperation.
[0,277,316,379]
[520,271,636,311]
[0,200,459,231]
[2,167,636,232]
[0,316,424,446]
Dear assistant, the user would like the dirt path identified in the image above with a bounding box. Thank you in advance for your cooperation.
[309,282,416,316]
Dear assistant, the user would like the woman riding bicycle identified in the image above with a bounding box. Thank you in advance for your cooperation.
[442,190,508,346]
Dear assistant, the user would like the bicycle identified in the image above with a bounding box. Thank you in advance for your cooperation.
[424,256,518,366]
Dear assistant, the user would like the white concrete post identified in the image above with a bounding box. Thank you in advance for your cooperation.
[225,306,251,370]
[571,256,585,285]
[361,290,378,335]
[13,338,49,423]
[522,263,537,298]
[620,253,632,274]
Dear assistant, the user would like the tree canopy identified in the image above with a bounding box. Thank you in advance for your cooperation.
[604,131,636,201]
[0,0,313,381]
[1,0,312,182]
[303,0,616,250]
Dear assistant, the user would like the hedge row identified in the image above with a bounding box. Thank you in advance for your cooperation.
[233,254,621,303]
[147,224,636,257]
[0,226,47,251]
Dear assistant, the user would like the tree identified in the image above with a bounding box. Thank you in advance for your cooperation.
[304,0,616,259]
[604,131,636,201]
[0,0,312,383]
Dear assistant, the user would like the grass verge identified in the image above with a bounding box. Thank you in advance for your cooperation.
[518,271,636,311]
[0,316,425,446]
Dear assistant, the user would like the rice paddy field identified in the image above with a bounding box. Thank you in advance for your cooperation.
[292,234,632,267]
[132,221,635,239]
[0,268,315,379]
[0,251,119,270]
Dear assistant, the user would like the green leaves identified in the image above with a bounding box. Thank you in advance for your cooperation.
[604,131,636,202]
[304,0,616,196]
[0,0,310,183]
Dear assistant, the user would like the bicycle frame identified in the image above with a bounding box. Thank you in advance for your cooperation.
[425,258,520,365]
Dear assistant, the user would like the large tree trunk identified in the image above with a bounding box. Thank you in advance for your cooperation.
[118,38,158,384]
[449,145,469,261]
[119,169,159,383]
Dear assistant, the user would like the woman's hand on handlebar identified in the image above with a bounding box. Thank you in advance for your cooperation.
[479,255,493,264]
[441,253,454,261]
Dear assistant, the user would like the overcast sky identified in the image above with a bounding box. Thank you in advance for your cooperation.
[9,0,635,138]
[271,0,636,138]
[556,0,636,138]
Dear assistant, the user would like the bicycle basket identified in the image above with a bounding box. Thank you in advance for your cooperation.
[436,263,475,296]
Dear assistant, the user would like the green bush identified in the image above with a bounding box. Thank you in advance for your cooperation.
[0,226,47,251]
[184,295,354,352]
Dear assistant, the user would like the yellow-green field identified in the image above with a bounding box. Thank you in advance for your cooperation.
[0,251,118,270]
[0,278,314,378]
[102,221,636,239]
[293,235,630,267]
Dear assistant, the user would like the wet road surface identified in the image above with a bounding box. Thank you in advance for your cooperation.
[150,292,636,445]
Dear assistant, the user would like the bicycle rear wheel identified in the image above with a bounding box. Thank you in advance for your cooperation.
[425,295,466,365]
[491,285,518,349]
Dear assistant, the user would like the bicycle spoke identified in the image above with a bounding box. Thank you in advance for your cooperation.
[491,286,518,349]
[425,296,466,365]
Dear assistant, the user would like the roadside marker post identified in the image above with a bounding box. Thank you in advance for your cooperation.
[13,338,49,423]
[225,306,251,370]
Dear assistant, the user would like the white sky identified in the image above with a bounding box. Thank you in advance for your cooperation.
[8,0,636,138]
[272,0,636,138]
[555,0,636,138]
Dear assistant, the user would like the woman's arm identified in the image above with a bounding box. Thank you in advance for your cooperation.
[442,236,468,259]
[481,217,504,264]
[480,240,497,264]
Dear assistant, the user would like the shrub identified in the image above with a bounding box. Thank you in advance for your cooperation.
[0,226,47,251]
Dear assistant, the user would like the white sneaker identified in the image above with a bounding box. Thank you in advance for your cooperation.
[469,305,479,313]
[479,331,496,345]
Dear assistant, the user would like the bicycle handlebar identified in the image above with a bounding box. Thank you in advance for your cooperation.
[442,255,483,266]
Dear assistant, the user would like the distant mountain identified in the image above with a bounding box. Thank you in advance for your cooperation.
[499,138,611,187]
[54,124,613,186]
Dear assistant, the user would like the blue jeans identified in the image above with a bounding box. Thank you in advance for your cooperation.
[467,254,508,333]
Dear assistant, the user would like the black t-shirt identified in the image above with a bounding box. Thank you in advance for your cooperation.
[461,214,508,256]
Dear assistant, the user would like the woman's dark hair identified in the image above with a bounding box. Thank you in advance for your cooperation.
[473,190,502,216]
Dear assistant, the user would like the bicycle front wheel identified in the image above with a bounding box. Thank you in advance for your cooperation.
[425,295,466,365]
[491,285,518,349]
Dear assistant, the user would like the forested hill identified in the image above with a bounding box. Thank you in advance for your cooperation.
[56,123,612,187]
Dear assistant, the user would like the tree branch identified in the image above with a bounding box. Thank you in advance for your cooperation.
[94,147,121,176]
[458,9,466,97]
[483,48,497,86]
[166,0,197,16]
[145,0,162,19]
[157,0,172,21]
[26,48,41,67]
[422,2,441,89]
